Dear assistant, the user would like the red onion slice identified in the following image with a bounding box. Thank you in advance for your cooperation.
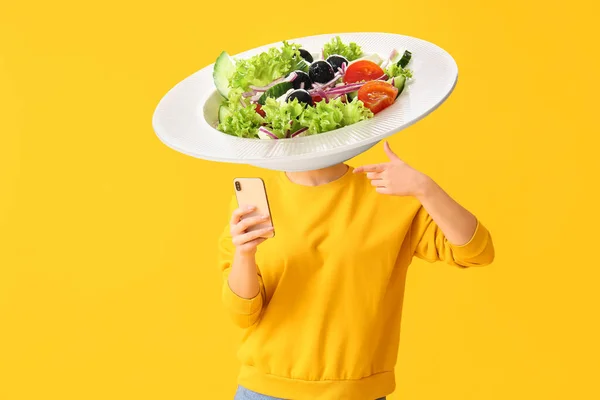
[249,72,297,92]
[311,71,342,91]
[290,127,308,138]
[381,49,398,70]
[250,92,262,102]
[311,87,330,101]
[320,72,343,89]
[320,75,388,95]
[321,83,366,95]
[250,77,285,92]
[258,126,278,140]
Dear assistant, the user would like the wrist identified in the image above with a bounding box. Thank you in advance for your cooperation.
[235,248,257,260]
[415,175,437,201]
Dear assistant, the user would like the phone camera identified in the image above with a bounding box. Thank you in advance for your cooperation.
[235,181,242,191]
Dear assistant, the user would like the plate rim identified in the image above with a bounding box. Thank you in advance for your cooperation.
[152,32,458,163]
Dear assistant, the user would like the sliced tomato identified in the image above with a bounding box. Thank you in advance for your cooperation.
[311,94,324,104]
[357,81,398,114]
[255,103,266,117]
[343,60,385,84]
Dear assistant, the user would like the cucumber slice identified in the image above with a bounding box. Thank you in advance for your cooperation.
[389,75,406,97]
[213,51,235,99]
[218,105,232,123]
[397,50,412,68]
[291,59,310,73]
[347,91,358,101]
[258,82,294,105]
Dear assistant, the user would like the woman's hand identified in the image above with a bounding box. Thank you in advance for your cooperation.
[230,206,273,256]
[354,141,433,198]
[355,141,480,246]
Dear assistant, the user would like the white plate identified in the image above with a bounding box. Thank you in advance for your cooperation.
[152,32,458,172]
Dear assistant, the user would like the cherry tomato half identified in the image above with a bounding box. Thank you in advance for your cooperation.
[343,60,385,84]
[255,104,266,117]
[357,81,398,114]
[311,94,324,104]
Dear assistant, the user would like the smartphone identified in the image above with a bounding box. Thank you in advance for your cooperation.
[233,177,275,238]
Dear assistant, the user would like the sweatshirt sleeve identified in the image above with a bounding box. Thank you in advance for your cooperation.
[410,206,495,268]
[217,196,266,328]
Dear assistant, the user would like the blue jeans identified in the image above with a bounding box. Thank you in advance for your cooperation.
[234,385,386,400]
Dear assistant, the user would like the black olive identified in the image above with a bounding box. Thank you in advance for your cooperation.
[298,49,313,63]
[286,89,313,106]
[290,70,313,90]
[309,61,335,84]
[326,55,349,71]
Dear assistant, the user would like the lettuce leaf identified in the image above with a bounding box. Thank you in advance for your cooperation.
[340,97,374,125]
[226,87,244,110]
[218,95,373,138]
[217,105,264,138]
[230,41,303,92]
[323,37,363,61]
[299,97,373,134]
[386,63,413,79]
[299,99,344,134]
[261,97,305,138]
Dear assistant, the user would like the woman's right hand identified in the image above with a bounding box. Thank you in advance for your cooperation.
[230,205,273,255]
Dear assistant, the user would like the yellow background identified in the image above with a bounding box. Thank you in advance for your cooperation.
[1,0,599,399]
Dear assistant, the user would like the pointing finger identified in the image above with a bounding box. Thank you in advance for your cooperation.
[354,164,386,173]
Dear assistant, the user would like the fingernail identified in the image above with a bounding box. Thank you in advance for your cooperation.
[263,215,270,219]
[247,206,255,210]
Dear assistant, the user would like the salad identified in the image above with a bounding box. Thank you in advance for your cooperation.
[212,36,413,139]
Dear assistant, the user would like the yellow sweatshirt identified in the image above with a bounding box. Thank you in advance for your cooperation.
[218,167,494,400]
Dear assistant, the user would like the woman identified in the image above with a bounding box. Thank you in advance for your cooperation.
[218,142,495,400]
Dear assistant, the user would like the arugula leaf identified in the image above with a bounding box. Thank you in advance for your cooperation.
[323,37,363,61]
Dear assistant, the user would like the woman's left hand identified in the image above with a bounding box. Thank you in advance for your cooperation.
[354,141,432,198]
